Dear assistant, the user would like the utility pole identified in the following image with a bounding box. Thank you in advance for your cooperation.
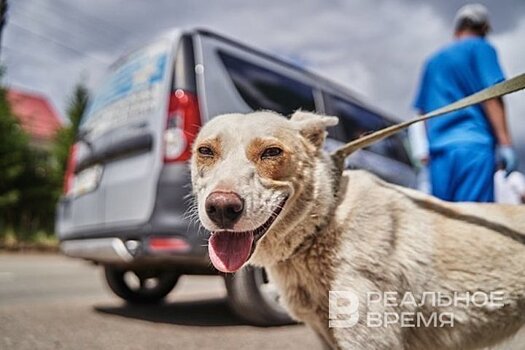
[0,0,7,58]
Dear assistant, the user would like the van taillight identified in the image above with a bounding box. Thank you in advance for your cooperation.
[63,144,78,194]
[164,89,201,162]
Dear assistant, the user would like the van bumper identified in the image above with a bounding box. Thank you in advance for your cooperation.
[60,236,212,270]
[61,238,134,263]
[57,163,212,271]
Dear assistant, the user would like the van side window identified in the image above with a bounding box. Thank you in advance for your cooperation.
[325,94,411,165]
[218,50,315,116]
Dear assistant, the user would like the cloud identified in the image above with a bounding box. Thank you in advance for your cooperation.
[3,0,524,137]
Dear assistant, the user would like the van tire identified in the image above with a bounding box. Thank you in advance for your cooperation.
[224,266,295,326]
[103,265,179,304]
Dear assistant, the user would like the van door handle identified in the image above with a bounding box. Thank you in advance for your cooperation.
[75,132,153,172]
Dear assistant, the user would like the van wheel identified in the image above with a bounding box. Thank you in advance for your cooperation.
[224,266,295,326]
[103,266,179,304]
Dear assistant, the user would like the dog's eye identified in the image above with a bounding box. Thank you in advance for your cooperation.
[261,147,283,159]
[198,146,214,157]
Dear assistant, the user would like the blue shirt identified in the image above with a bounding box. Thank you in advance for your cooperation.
[413,37,505,151]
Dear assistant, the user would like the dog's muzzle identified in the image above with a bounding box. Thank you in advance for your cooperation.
[205,191,244,229]
[207,196,288,273]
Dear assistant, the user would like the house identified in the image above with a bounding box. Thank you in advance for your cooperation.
[7,88,62,150]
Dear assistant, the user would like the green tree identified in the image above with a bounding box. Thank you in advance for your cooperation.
[1,78,91,241]
[13,146,58,235]
[13,83,90,237]
[12,83,91,237]
[54,83,90,178]
[0,77,30,231]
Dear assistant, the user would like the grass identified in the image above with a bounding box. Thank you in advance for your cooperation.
[0,228,59,252]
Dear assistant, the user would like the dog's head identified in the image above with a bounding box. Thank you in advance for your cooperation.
[191,110,338,273]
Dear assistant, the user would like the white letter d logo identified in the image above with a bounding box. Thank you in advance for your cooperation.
[329,291,359,328]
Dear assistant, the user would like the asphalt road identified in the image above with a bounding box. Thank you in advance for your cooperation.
[0,253,320,350]
[1,254,524,350]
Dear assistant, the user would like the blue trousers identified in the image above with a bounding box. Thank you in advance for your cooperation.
[430,144,495,202]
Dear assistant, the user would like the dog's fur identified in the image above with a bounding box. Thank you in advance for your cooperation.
[191,110,525,350]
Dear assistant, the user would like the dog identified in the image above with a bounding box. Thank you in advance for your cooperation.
[190,110,525,350]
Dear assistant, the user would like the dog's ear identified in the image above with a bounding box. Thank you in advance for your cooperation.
[291,111,339,148]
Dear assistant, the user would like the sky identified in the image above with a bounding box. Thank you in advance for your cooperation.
[3,0,525,158]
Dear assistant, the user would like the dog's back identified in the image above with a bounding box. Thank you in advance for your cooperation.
[329,170,525,350]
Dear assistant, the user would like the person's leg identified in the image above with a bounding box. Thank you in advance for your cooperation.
[429,149,453,201]
[450,145,495,202]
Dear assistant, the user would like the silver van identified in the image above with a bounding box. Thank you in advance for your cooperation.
[56,28,416,325]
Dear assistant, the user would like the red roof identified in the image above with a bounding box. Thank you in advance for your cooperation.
[7,89,63,141]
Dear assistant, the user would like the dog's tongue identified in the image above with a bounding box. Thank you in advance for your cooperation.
[209,232,254,273]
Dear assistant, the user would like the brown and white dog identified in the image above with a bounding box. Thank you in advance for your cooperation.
[190,110,525,350]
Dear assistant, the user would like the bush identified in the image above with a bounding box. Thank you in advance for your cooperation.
[0,78,90,243]
[0,82,31,235]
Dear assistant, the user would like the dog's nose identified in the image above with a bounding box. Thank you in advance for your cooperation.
[205,192,244,229]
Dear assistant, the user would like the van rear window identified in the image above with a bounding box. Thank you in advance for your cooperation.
[81,39,171,136]
[218,50,315,116]
[326,95,411,165]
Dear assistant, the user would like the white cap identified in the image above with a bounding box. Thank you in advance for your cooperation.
[454,4,490,29]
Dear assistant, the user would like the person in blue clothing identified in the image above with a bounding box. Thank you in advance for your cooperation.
[413,4,517,202]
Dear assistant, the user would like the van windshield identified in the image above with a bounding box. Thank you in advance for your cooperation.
[81,39,172,137]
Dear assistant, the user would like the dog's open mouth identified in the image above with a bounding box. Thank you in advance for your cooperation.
[208,197,288,273]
